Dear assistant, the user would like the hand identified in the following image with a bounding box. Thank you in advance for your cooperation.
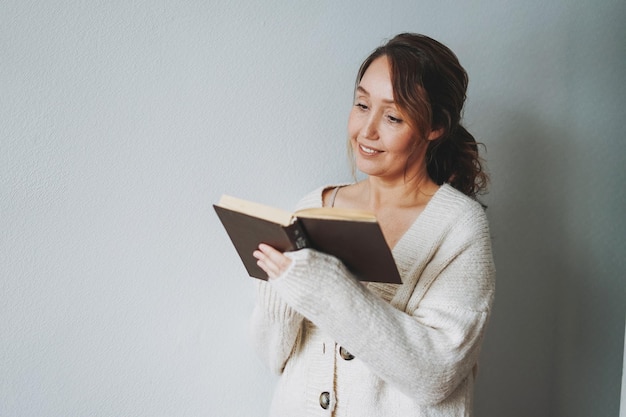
[253,243,293,280]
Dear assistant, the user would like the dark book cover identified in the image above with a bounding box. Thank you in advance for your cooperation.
[214,205,307,280]
[213,203,402,284]
[298,217,401,284]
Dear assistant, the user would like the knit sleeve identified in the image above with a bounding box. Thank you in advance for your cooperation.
[247,186,329,374]
[248,279,305,375]
[268,205,495,405]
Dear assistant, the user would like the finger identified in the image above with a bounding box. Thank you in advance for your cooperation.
[257,244,292,278]
[258,243,279,255]
[260,245,292,270]
[254,248,281,278]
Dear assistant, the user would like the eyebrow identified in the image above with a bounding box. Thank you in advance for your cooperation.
[356,86,396,104]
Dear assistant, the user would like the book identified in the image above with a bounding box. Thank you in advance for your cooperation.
[213,194,402,284]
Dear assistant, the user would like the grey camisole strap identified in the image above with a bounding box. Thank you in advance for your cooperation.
[329,186,341,208]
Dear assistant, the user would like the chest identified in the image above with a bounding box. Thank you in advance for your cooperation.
[376,207,423,249]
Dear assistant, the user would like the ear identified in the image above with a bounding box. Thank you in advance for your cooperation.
[427,127,444,141]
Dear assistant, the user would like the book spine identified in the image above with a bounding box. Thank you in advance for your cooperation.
[285,222,310,250]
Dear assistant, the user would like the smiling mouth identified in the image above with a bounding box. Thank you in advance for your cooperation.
[359,144,382,155]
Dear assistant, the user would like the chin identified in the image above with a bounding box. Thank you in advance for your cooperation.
[355,160,383,177]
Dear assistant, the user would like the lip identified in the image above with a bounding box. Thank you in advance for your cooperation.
[358,143,382,156]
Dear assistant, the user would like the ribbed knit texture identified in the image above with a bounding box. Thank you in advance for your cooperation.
[249,184,496,416]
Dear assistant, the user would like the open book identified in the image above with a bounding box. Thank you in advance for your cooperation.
[213,194,401,284]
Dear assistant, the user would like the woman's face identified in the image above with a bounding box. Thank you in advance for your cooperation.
[348,56,433,181]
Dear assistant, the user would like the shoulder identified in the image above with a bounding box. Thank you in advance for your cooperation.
[414,184,491,248]
[294,183,352,211]
[430,184,488,224]
[433,183,483,209]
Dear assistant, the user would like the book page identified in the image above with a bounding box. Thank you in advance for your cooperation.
[217,195,295,226]
[295,207,377,222]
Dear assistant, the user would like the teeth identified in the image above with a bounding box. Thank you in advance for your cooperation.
[360,144,378,154]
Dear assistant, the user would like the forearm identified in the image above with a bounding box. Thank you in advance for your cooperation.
[249,280,304,374]
[270,249,494,405]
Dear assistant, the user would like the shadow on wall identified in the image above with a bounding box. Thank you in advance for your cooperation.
[473,108,603,417]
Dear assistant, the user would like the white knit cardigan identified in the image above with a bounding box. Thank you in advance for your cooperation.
[249,184,496,417]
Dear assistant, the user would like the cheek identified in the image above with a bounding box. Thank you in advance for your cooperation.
[348,107,368,140]
[405,135,427,161]
[386,132,419,156]
[347,112,358,139]
[401,133,417,150]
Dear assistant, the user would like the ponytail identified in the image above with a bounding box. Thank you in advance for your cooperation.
[427,124,488,198]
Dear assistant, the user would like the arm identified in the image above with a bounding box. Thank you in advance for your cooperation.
[248,280,304,374]
[247,186,325,374]
[260,207,495,405]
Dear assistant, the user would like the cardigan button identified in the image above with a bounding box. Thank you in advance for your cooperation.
[319,391,330,409]
[339,346,355,360]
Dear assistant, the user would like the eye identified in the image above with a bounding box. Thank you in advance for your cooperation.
[355,102,368,111]
[387,115,403,124]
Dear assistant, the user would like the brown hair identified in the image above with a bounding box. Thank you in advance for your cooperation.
[353,33,488,198]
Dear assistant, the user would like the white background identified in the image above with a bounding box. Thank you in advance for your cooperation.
[2,1,625,416]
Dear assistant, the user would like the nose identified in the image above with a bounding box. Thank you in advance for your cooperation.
[362,114,379,140]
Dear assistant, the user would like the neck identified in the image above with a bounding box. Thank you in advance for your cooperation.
[361,169,438,211]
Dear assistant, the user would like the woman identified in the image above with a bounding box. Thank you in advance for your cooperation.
[251,33,495,416]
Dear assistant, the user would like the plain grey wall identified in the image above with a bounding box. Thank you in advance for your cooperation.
[2,1,624,416]
[622,324,626,417]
